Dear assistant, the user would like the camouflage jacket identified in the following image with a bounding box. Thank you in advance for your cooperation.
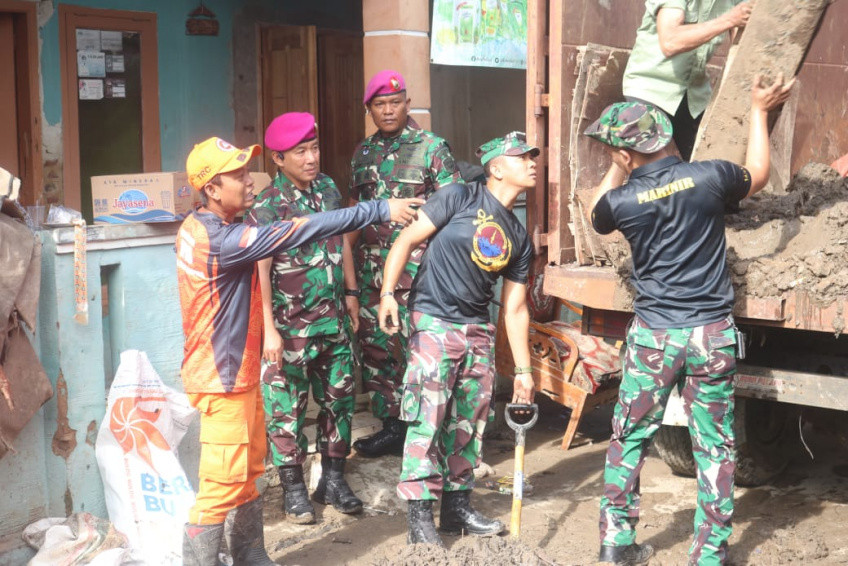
[350,117,462,260]
[244,172,345,338]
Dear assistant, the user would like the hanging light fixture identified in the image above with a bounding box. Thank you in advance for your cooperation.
[186,1,219,36]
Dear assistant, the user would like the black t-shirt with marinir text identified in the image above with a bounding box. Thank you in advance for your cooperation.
[410,182,534,324]
[592,156,751,328]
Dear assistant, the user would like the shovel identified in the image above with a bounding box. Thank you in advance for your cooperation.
[504,403,539,538]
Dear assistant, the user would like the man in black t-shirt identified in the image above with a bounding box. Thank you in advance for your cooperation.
[585,75,793,566]
[377,132,538,546]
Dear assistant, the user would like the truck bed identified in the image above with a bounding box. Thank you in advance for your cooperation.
[544,264,846,335]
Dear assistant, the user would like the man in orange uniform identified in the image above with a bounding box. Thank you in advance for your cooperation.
[177,137,421,565]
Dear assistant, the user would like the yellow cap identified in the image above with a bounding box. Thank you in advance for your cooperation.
[186,137,261,190]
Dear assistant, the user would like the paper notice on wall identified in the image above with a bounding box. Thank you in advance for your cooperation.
[79,79,104,101]
[431,0,527,69]
[106,54,125,73]
[105,79,126,99]
[76,29,101,51]
[78,51,106,78]
[100,30,124,52]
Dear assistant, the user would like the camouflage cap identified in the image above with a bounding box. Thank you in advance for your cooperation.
[476,131,540,166]
[583,102,673,153]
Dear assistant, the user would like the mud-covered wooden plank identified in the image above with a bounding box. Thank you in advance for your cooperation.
[692,0,829,163]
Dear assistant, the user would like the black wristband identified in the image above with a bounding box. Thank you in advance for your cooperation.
[344,289,361,297]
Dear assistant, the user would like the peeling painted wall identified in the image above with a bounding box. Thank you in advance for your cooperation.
[0,224,192,562]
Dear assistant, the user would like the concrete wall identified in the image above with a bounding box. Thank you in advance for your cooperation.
[430,65,526,164]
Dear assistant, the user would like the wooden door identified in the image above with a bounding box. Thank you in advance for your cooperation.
[260,25,318,174]
[318,30,363,200]
[0,14,19,179]
[0,2,42,205]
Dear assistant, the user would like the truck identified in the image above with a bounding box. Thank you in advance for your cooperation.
[521,0,848,486]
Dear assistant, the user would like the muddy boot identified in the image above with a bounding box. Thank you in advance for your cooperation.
[439,490,504,536]
[278,465,316,524]
[224,497,276,565]
[407,500,444,547]
[312,454,364,514]
[352,417,406,457]
[598,543,654,566]
[182,522,224,566]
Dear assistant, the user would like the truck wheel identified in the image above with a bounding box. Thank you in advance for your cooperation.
[734,398,796,487]
[654,425,696,477]
[653,399,796,487]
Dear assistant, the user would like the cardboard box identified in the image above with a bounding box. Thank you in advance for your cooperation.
[92,172,194,224]
[251,172,272,191]
[92,171,275,224]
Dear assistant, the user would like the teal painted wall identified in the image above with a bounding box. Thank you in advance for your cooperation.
[41,0,238,172]
[40,0,362,172]
[0,224,193,562]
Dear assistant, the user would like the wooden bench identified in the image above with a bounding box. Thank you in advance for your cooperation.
[495,300,622,450]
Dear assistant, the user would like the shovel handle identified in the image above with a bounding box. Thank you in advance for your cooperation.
[510,439,525,538]
[506,403,537,539]
[505,403,539,433]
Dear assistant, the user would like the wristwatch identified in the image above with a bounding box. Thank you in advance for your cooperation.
[344,289,361,297]
[380,291,395,299]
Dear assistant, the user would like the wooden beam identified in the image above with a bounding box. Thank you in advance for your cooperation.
[525,0,547,241]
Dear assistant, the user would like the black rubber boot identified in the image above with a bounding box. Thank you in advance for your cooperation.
[182,522,223,566]
[224,497,276,565]
[312,454,364,514]
[278,465,316,524]
[407,500,444,546]
[598,543,654,566]
[352,417,406,457]
[439,490,504,536]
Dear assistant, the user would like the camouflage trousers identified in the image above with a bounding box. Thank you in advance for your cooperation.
[397,312,496,501]
[600,316,738,565]
[262,331,355,466]
[357,254,417,420]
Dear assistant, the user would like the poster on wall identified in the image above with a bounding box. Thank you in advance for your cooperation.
[100,30,124,52]
[430,0,527,69]
[76,29,100,51]
[106,54,125,73]
[79,79,104,101]
[105,79,126,99]
[78,51,106,78]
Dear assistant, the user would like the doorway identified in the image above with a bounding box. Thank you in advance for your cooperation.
[59,6,160,221]
[260,26,363,200]
[0,1,42,205]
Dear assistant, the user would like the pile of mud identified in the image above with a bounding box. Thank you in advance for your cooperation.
[725,163,848,306]
[371,538,558,566]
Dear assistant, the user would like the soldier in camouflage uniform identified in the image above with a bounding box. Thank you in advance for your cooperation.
[586,77,794,566]
[245,112,364,525]
[378,133,539,546]
[347,70,463,458]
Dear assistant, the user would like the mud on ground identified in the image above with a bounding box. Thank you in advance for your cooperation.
[261,398,848,565]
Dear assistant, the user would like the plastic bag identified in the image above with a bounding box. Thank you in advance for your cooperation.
[95,350,198,565]
[45,204,83,225]
[23,513,134,566]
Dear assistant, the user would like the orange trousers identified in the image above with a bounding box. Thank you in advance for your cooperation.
[187,385,266,524]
